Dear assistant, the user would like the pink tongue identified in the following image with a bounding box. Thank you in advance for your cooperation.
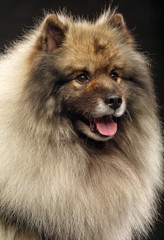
[94,116,117,136]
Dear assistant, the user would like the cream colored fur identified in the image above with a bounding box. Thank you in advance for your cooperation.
[0,10,163,240]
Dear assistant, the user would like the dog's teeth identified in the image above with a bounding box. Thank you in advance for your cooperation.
[89,119,95,132]
[90,124,95,132]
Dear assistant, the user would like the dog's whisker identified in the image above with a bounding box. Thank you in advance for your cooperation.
[124,110,132,124]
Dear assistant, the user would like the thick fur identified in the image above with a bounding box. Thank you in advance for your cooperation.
[0,9,163,240]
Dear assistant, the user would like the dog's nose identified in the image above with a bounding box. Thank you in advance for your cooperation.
[104,94,122,110]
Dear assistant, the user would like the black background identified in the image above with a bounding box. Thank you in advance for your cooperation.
[0,0,163,239]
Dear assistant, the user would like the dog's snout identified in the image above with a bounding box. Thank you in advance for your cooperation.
[104,94,122,110]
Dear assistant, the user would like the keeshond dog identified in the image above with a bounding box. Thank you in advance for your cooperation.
[0,8,163,240]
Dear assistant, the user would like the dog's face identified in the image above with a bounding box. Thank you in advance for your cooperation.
[27,12,153,142]
[57,36,127,142]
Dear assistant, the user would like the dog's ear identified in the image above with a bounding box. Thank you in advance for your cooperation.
[97,10,134,45]
[38,14,67,52]
[109,13,126,29]
[109,13,134,44]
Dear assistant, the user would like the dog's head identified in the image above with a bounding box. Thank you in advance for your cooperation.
[26,10,154,142]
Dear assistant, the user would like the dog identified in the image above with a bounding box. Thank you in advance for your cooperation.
[0,8,163,240]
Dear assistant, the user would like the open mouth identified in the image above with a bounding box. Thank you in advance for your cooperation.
[81,115,118,138]
[90,115,117,137]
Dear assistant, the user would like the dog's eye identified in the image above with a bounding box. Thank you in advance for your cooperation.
[76,74,89,84]
[111,72,118,81]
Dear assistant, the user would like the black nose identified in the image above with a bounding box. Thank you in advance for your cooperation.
[104,94,123,110]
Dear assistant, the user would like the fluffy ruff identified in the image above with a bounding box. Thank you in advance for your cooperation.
[0,8,163,240]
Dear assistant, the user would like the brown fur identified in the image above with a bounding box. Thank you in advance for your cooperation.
[0,8,163,240]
